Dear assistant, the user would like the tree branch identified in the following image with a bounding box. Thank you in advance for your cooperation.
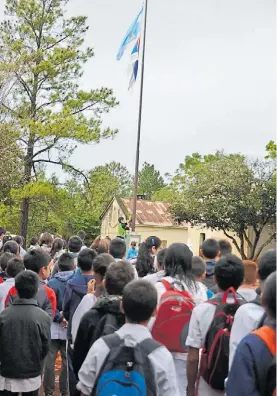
[223,229,241,257]
[243,230,253,249]
[254,233,276,260]
[71,103,96,116]
[32,137,58,158]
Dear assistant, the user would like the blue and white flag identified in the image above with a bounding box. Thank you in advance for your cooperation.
[116,8,143,61]
[128,36,140,90]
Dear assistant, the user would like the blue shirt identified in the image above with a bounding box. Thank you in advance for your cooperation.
[127,247,138,260]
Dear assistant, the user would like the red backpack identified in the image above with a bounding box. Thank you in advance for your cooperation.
[151,279,195,353]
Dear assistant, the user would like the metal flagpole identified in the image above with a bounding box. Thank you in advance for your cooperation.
[131,0,148,232]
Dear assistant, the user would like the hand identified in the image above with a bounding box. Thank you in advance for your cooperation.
[61,318,68,328]
[87,279,96,294]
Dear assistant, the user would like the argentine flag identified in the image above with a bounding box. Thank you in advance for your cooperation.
[116,8,143,61]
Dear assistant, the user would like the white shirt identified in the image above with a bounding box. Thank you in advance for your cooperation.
[237,287,257,302]
[77,323,180,396]
[0,376,41,392]
[143,270,165,285]
[71,294,97,344]
[0,279,15,313]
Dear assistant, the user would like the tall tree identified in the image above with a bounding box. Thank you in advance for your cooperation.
[138,162,165,200]
[265,140,276,159]
[171,152,276,260]
[0,0,118,240]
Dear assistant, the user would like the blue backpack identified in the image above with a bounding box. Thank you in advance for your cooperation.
[92,333,161,396]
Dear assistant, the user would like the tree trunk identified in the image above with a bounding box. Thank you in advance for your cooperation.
[20,197,30,242]
[20,140,34,241]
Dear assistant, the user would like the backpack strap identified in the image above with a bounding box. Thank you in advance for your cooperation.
[160,279,171,290]
[139,338,161,355]
[102,333,121,349]
[252,326,276,356]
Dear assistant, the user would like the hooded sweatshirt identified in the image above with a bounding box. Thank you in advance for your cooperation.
[73,295,125,377]
[63,272,94,341]
[201,260,217,293]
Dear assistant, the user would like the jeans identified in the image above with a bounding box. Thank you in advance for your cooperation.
[0,391,39,396]
[43,339,67,395]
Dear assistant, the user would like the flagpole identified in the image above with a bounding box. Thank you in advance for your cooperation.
[131,0,148,232]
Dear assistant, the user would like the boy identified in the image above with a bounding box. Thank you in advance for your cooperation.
[51,235,83,278]
[144,248,167,284]
[0,270,51,396]
[5,249,56,318]
[218,239,232,257]
[110,238,138,278]
[200,239,220,293]
[227,271,276,395]
[43,253,75,396]
[229,249,276,368]
[186,254,245,396]
[237,260,258,301]
[14,235,27,258]
[73,260,134,376]
[0,257,25,313]
[0,252,14,283]
[127,241,138,260]
[77,279,180,396]
[191,256,214,300]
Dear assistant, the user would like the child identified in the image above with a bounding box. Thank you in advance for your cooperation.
[200,238,220,293]
[110,238,139,279]
[43,253,75,396]
[237,260,258,301]
[127,241,138,260]
[144,248,167,284]
[192,256,214,299]
[0,257,25,313]
[0,270,51,396]
[77,279,180,396]
[0,252,15,283]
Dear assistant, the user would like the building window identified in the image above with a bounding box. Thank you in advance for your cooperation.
[199,233,206,246]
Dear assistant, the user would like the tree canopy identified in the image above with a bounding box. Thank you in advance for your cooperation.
[138,162,165,200]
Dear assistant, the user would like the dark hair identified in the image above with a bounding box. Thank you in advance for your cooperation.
[24,249,52,274]
[3,241,19,256]
[131,241,137,248]
[202,239,219,260]
[0,252,15,271]
[40,232,53,247]
[109,238,126,260]
[2,235,12,246]
[136,236,161,278]
[122,280,157,323]
[77,230,86,241]
[50,238,64,258]
[0,228,6,237]
[14,235,23,245]
[157,248,167,268]
[58,253,75,272]
[258,249,276,281]
[214,254,244,291]
[242,260,257,285]
[15,270,39,299]
[263,271,276,320]
[68,236,83,253]
[164,243,195,289]
[6,257,25,278]
[105,260,134,295]
[93,253,114,278]
[219,239,232,256]
[30,237,38,246]
[77,248,97,272]
[192,256,206,278]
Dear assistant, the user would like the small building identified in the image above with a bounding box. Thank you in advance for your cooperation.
[100,197,240,255]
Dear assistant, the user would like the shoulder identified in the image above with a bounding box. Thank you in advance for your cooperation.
[81,307,100,324]
[44,285,56,298]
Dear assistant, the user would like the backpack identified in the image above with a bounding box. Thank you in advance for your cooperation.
[151,279,195,352]
[252,326,276,396]
[250,295,267,328]
[92,312,125,344]
[199,287,246,391]
[92,333,160,396]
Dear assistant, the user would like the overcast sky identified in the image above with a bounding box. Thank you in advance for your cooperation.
[1,0,276,175]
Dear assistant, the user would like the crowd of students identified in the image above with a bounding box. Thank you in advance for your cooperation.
[0,226,275,396]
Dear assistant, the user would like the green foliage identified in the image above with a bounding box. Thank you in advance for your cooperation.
[265,140,276,159]
[138,162,165,200]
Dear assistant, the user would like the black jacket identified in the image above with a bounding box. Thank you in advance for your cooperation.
[73,295,125,377]
[0,298,51,379]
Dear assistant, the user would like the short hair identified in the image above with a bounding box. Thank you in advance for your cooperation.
[14,235,23,245]
[131,241,137,248]
[77,230,86,241]
[157,248,167,267]
[30,237,38,246]
[262,271,276,320]
[6,257,25,278]
[214,254,244,291]
[77,248,97,272]
[0,228,6,237]
[58,253,75,272]
[242,260,257,285]
[192,256,206,278]
[15,270,39,299]
[109,238,126,259]
[0,252,15,271]
[68,236,83,253]
[202,239,219,260]
[97,239,110,254]
[105,260,134,295]
[122,280,157,323]
[40,232,53,247]
[219,239,232,256]
[258,249,276,281]
[3,241,19,256]
[24,249,52,274]
[93,253,114,278]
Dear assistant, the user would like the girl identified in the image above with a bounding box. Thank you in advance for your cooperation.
[135,236,161,277]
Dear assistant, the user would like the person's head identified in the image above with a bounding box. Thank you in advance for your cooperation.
[77,230,86,242]
[201,239,220,260]
[68,235,83,254]
[30,237,38,247]
[93,253,114,284]
[192,256,206,281]
[262,271,276,322]
[77,248,97,273]
[15,270,39,299]
[131,241,137,249]
[109,238,126,260]
[258,249,276,292]
[242,260,257,287]
[3,241,19,256]
[136,236,162,277]
[156,248,167,271]
[14,235,24,247]
[50,238,64,258]
[58,253,75,272]
[105,260,134,295]
[122,280,157,324]
[219,239,232,257]
[23,249,52,280]
[0,227,6,240]
[97,239,110,254]
[6,257,25,278]
[39,232,53,248]
[0,252,15,272]
[214,254,244,292]
[118,216,125,224]
[164,243,194,287]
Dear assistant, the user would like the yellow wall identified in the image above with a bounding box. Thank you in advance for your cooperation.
[247,225,276,257]
[135,226,188,248]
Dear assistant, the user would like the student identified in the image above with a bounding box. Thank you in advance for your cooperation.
[0,228,6,251]
[14,235,26,259]
[71,253,115,344]
[237,260,258,301]
[110,238,138,279]
[227,271,276,396]
[5,249,56,319]
[0,257,25,313]
[0,270,51,396]
[39,232,54,253]
[52,235,83,277]
[77,279,180,396]
[77,230,87,250]
[144,248,167,284]
[2,241,19,257]
[28,237,39,251]
[127,241,138,260]
[218,239,232,257]
[191,256,214,300]
[136,236,161,277]
[50,237,64,262]
[0,252,15,282]
[90,236,110,254]
[229,249,276,368]
[186,254,245,396]
[73,260,134,376]
[200,238,220,293]
[43,253,75,396]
